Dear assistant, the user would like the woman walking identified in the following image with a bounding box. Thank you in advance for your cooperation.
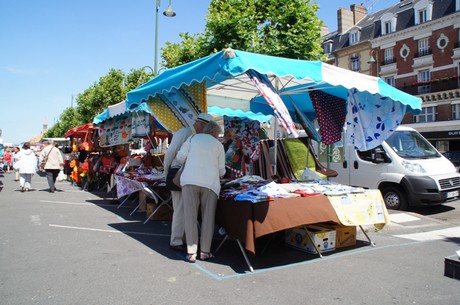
[16,142,38,192]
[39,141,64,193]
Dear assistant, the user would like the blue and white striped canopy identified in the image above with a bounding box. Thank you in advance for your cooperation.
[126,49,422,150]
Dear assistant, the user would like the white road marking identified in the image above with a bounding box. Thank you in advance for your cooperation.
[394,226,460,241]
[49,224,169,237]
[389,213,421,223]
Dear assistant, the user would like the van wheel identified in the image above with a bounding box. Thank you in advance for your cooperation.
[382,186,408,210]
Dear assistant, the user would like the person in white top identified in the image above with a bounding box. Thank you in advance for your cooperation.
[176,120,226,262]
[15,142,38,192]
[163,112,214,252]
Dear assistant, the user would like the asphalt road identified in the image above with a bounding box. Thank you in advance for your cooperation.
[0,171,459,305]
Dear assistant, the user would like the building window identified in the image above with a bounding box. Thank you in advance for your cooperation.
[385,77,395,87]
[418,38,430,57]
[323,42,332,54]
[414,106,437,123]
[384,21,392,34]
[453,104,460,120]
[349,31,360,45]
[417,69,431,94]
[380,13,397,36]
[414,0,433,24]
[419,8,427,23]
[351,57,360,71]
[384,48,394,64]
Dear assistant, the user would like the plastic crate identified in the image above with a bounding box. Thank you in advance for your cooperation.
[444,255,460,280]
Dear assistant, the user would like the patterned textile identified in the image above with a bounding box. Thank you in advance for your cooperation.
[147,82,207,133]
[246,69,299,138]
[224,116,260,177]
[346,89,407,151]
[310,89,346,145]
[98,112,150,147]
[326,189,390,230]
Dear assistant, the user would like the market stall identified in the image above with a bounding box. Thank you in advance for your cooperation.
[122,49,421,268]
[93,100,172,220]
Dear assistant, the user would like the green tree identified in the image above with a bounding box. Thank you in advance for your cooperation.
[45,68,153,138]
[162,0,325,67]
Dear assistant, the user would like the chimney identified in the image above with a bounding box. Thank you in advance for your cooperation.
[337,7,354,34]
[351,4,367,24]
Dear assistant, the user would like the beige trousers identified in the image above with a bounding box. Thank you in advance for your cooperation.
[182,185,218,255]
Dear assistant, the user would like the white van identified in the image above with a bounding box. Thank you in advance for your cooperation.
[317,126,460,210]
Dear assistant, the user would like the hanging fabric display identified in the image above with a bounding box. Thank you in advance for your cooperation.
[223,116,260,177]
[246,69,299,138]
[346,88,407,151]
[309,89,347,145]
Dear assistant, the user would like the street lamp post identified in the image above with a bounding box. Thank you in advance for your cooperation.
[367,50,379,77]
[154,0,176,75]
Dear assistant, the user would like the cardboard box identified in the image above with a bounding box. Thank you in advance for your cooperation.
[316,223,357,248]
[444,255,460,280]
[146,202,172,221]
[285,226,336,254]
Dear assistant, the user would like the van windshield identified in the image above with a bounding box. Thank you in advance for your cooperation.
[386,130,440,159]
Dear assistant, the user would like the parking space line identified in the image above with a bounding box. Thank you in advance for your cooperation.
[49,224,169,237]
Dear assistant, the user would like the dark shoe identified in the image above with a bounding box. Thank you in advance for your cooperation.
[170,244,187,253]
[20,187,25,193]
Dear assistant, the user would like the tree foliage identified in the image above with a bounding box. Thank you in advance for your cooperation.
[44,68,153,138]
[162,0,326,67]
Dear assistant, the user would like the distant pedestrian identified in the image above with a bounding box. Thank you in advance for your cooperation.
[3,149,12,173]
[15,142,37,192]
[12,146,20,181]
[39,141,64,193]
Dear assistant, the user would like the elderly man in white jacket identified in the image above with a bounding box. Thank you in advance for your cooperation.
[176,120,226,262]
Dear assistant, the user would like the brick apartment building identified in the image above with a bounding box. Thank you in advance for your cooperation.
[322,0,460,153]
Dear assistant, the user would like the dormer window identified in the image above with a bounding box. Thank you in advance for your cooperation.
[414,0,433,24]
[323,41,333,54]
[349,30,360,45]
[380,13,397,35]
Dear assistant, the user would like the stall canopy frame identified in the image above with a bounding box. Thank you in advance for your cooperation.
[126,48,422,151]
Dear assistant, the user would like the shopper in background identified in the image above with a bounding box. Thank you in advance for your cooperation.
[15,142,38,192]
[163,112,214,252]
[3,149,12,173]
[39,141,64,193]
[12,146,21,181]
[176,120,226,262]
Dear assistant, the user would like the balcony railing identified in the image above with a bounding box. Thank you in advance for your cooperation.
[380,57,396,66]
[414,48,432,58]
[398,77,459,95]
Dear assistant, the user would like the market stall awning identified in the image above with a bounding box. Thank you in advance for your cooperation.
[65,123,96,138]
[93,101,152,125]
[208,106,272,124]
[126,49,422,150]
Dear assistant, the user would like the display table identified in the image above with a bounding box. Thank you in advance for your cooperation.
[215,189,389,271]
[215,194,340,256]
[114,175,172,220]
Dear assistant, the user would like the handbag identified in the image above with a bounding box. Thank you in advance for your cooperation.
[172,161,186,188]
[165,135,194,191]
[165,167,181,191]
[40,147,54,169]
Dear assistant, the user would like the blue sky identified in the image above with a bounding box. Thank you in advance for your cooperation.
[0,0,394,144]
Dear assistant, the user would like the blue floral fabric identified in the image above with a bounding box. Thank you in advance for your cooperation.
[346,89,407,151]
